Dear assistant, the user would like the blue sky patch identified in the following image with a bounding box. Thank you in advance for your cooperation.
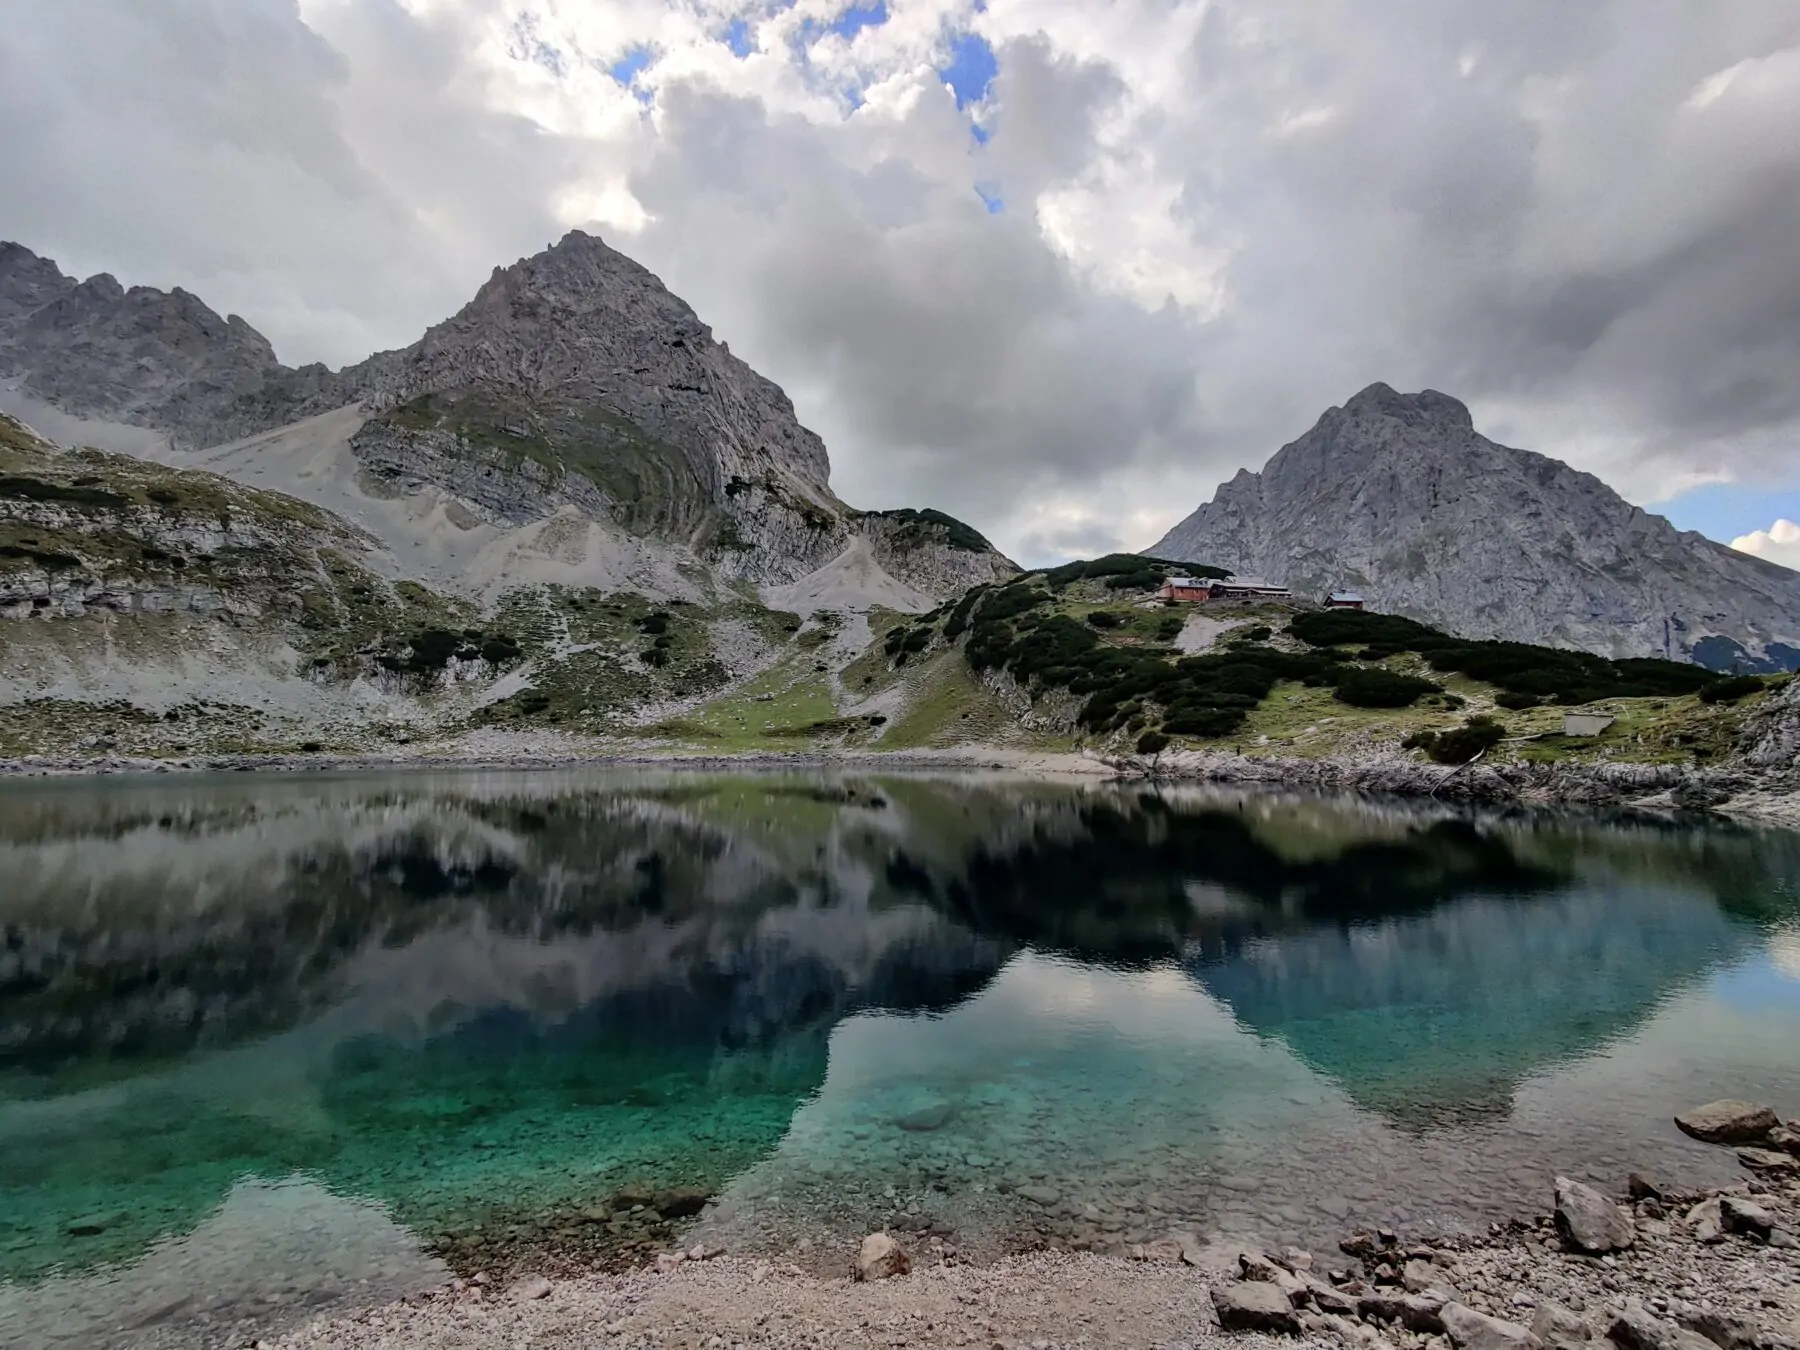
[723,17,753,58]
[1648,480,1800,546]
[608,45,653,86]
[831,0,889,42]
[975,182,1004,214]
[939,31,997,109]
[971,121,992,145]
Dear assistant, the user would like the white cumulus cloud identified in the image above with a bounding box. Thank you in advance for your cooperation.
[1731,519,1800,571]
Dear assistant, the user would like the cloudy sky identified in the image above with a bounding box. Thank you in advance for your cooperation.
[4,0,1800,567]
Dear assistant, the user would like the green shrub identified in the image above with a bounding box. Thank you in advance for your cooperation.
[640,646,670,667]
[1086,610,1123,628]
[1103,569,1164,591]
[480,636,521,664]
[1405,715,1507,764]
[1699,675,1764,704]
[1494,690,1541,710]
[865,506,993,552]
[943,585,987,638]
[0,475,128,508]
[1291,609,1723,703]
[1241,625,1272,642]
[1333,667,1441,708]
[1135,730,1170,756]
[637,612,670,635]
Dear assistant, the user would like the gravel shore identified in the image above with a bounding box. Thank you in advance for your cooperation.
[263,1251,1313,1350]
[254,1168,1800,1350]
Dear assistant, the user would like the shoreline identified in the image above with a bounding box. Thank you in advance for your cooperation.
[3,741,1796,825]
[254,1165,1800,1350]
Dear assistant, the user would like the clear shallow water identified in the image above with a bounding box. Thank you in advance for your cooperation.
[3,770,1800,1346]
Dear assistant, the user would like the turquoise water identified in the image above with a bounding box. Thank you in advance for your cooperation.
[3,770,1800,1346]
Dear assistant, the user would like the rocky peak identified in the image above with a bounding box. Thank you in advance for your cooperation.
[0,243,77,336]
[1150,384,1800,665]
[345,228,835,505]
[1338,382,1474,431]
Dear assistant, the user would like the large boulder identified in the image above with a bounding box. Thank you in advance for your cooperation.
[1685,1198,1726,1244]
[1608,1309,1720,1350]
[1533,1300,1593,1350]
[1442,1302,1544,1350]
[1674,1101,1780,1145]
[1719,1196,1774,1241]
[1555,1177,1636,1253]
[1213,1281,1303,1334]
[853,1232,910,1281]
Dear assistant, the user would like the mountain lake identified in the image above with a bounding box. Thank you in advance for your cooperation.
[3,769,1800,1347]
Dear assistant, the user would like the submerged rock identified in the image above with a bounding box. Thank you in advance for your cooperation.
[1555,1177,1635,1254]
[653,1187,710,1219]
[854,1232,910,1281]
[894,1101,956,1132]
[1674,1102,1780,1145]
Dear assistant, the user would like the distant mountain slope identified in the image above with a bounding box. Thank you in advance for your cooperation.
[0,233,1014,599]
[1149,383,1800,669]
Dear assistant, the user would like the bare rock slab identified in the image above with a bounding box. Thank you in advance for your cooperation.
[1674,1101,1780,1145]
[1555,1176,1635,1253]
[1719,1196,1774,1241]
[1212,1280,1303,1334]
[854,1232,910,1281]
[1608,1309,1720,1350]
[1443,1302,1545,1350]
[1533,1300,1593,1350]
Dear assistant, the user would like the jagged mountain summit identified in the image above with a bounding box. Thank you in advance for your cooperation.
[1149,383,1800,669]
[0,232,1012,599]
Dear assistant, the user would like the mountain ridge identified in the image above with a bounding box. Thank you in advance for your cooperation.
[1149,382,1800,670]
[0,232,1013,596]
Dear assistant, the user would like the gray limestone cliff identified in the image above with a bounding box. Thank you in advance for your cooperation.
[1149,383,1800,667]
[0,233,1013,594]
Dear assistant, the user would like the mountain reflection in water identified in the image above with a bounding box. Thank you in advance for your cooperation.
[3,770,1799,1345]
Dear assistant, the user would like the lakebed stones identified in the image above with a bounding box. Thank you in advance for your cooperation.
[509,1274,552,1301]
[1674,1102,1781,1146]
[1212,1280,1304,1334]
[854,1232,910,1281]
[1555,1177,1635,1254]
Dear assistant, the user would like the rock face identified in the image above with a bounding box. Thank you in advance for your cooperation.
[0,233,1015,595]
[1673,1101,1780,1145]
[1148,383,1800,667]
[1554,1176,1635,1254]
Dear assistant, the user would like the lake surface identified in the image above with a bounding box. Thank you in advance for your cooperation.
[4,769,1800,1347]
